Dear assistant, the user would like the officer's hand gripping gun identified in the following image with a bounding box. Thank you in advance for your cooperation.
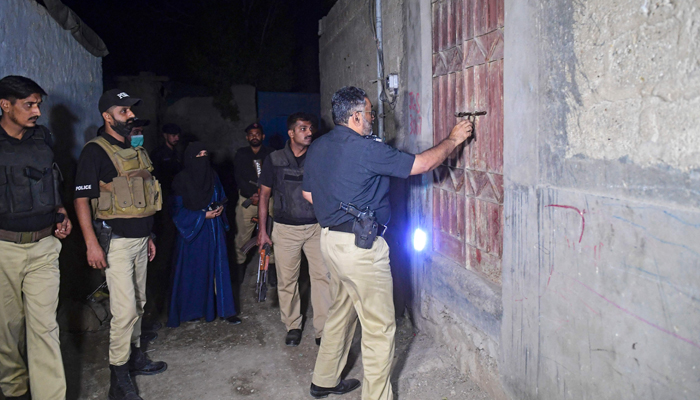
[255,243,271,302]
[340,202,380,250]
[454,111,486,144]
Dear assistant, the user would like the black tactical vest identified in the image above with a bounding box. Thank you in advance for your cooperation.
[0,126,61,220]
[269,144,316,224]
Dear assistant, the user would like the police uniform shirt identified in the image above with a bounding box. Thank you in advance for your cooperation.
[302,125,415,228]
[0,125,58,232]
[233,145,272,198]
[74,128,154,238]
[258,151,317,225]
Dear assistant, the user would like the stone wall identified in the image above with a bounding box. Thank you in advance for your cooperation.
[501,0,700,399]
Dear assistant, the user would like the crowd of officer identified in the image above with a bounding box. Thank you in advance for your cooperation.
[0,75,472,400]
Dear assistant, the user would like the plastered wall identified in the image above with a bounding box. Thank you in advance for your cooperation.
[502,1,700,399]
[0,0,103,159]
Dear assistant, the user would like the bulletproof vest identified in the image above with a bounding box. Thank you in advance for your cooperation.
[269,145,315,222]
[88,136,162,220]
[0,126,61,220]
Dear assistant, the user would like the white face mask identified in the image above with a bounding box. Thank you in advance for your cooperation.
[130,134,144,148]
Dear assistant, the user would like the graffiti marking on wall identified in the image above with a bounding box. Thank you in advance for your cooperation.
[409,92,422,136]
[546,204,586,243]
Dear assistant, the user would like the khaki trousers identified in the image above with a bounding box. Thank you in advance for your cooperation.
[312,229,395,400]
[270,223,331,337]
[233,194,275,264]
[105,237,148,366]
[0,236,65,399]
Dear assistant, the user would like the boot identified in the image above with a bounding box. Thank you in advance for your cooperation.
[129,344,168,376]
[108,364,142,400]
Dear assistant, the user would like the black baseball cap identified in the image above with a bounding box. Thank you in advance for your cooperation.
[162,123,182,135]
[98,89,141,113]
[132,118,150,127]
[244,122,263,133]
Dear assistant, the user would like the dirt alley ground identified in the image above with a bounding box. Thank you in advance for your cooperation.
[55,258,491,400]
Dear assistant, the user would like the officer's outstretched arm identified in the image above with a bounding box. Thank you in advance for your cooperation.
[410,120,472,175]
[74,197,108,269]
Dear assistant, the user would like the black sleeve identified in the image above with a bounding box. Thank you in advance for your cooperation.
[258,154,274,188]
[74,144,103,199]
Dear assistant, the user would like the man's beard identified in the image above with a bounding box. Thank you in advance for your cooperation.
[9,113,38,129]
[111,118,135,138]
[248,139,262,147]
[362,116,373,136]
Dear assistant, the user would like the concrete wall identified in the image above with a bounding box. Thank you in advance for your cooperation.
[0,0,104,301]
[0,0,103,158]
[501,0,700,399]
[164,85,257,165]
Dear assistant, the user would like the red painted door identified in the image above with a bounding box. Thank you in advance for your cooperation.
[432,0,504,284]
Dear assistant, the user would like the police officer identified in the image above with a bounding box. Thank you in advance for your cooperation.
[232,122,275,279]
[303,87,472,399]
[257,113,332,347]
[0,76,71,400]
[74,89,166,400]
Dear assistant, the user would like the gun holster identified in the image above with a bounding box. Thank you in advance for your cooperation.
[352,215,379,249]
[92,220,113,255]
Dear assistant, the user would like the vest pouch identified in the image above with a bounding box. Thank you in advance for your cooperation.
[9,167,32,213]
[115,148,140,171]
[38,168,56,206]
[146,178,162,210]
[137,148,154,172]
[97,191,112,211]
[0,166,8,215]
[112,176,133,209]
[131,176,147,208]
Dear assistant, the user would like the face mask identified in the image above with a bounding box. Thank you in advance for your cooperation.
[130,135,144,148]
[111,118,134,138]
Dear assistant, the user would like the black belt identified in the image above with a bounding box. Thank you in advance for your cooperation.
[328,220,387,236]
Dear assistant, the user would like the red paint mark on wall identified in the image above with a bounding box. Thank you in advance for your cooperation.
[409,92,422,136]
[546,204,586,243]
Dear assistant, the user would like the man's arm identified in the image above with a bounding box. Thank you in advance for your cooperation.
[302,190,313,204]
[257,185,273,250]
[410,120,473,175]
[74,197,107,269]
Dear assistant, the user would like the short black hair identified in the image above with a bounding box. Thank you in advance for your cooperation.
[0,76,47,104]
[331,86,367,126]
[286,112,315,131]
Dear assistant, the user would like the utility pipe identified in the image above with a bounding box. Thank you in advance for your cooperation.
[375,0,384,139]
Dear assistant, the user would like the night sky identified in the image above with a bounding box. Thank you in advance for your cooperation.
[60,0,337,93]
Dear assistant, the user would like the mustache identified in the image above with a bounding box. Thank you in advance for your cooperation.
[29,116,39,121]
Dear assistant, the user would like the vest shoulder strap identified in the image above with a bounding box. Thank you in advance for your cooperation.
[87,136,125,175]
[270,150,289,167]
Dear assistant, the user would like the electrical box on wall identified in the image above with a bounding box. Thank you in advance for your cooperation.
[387,73,399,90]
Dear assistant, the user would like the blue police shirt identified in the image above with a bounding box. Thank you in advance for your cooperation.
[302,125,415,227]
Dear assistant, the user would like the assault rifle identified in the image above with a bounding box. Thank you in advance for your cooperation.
[256,243,271,302]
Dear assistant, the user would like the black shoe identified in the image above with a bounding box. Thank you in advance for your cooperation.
[285,329,302,346]
[141,331,158,344]
[142,321,162,332]
[109,364,143,400]
[309,379,361,399]
[225,316,242,325]
[315,337,321,346]
[129,344,168,376]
